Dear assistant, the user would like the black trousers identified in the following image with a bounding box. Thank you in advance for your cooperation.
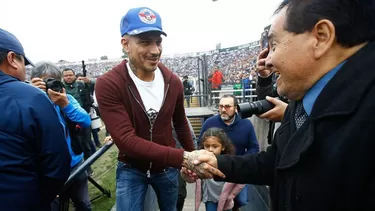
[51,161,92,211]
[80,127,94,160]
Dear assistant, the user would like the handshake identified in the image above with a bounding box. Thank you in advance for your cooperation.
[181,150,225,181]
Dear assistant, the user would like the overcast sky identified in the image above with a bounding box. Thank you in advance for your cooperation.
[1,0,280,63]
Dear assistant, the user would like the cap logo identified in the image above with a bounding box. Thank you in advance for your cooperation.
[138,8,156,24]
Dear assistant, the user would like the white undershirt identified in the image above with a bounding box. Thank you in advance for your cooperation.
[127,63,164,120]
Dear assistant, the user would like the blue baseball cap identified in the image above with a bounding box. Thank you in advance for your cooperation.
[120,7,167,37]
[0,28,34,67]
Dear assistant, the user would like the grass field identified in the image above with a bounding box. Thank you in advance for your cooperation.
[87,130,118,211]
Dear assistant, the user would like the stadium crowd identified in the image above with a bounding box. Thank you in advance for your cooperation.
[25,42,260,84]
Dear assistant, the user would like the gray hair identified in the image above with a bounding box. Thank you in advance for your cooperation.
[30,61,62,80]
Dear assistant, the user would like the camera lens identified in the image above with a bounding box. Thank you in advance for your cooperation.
[49,81,64,93]
[237,99,275,119]
[43,78,64,93]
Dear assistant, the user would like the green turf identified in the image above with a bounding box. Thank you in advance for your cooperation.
[87,130,118,211]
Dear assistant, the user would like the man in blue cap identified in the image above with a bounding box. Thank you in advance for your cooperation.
[0,28,71,210]
[0,29,34,80]
[96,6,224,211]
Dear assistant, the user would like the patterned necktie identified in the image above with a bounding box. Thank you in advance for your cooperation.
[294,102,308,129]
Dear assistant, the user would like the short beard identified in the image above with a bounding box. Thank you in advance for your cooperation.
[221,114,234,122]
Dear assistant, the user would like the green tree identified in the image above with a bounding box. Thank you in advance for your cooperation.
[100,55,108,60]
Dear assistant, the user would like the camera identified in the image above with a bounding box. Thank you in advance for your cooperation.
[260,24,271,53]
[43,78,64,93]
[237,99,275,119]
[261,31,269,50]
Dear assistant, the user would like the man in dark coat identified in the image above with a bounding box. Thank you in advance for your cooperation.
[184,0,375,210]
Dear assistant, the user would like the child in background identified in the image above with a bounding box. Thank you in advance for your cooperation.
[181,127,245,211]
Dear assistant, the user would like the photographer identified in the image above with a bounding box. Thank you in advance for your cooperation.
[62,68,95,175]
[182,75,194,107]
[31,62,92,211]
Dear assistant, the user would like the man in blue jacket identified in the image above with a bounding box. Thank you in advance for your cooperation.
[0,28,71,210]
[30,61,92,211]
[198,94,259,210]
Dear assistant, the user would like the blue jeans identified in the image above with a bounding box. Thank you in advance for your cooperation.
[205,201,231,211]
[185,96,191,107]
[144,174,186,211]
[116,162,179,211]
[144,185,157,211]
[242,185,270,211]
[234,184,249,207]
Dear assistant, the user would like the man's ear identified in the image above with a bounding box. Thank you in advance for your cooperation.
[7,52,20,69]
[121,35,131,53]
[311,19,336,59]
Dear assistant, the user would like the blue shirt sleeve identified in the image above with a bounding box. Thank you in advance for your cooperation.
[246,120,260,154]
[63,94,91,128]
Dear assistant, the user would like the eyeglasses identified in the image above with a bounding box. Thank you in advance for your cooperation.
[219,104,234,110]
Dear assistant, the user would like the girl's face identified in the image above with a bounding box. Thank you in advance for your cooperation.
[203,136,225,156]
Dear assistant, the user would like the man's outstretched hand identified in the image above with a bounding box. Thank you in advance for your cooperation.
[182,150,224,179]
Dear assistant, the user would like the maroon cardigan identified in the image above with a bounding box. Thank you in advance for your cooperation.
[96,60,195,173]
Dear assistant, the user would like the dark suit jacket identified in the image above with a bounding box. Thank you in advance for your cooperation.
[217,42,375,211]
